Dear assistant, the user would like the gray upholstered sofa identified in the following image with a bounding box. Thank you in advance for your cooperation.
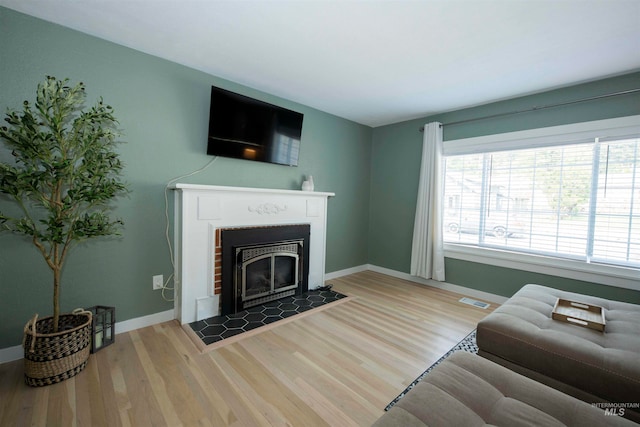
[476,284,640,423]
[373,351,636,426]
[373,284,640,426]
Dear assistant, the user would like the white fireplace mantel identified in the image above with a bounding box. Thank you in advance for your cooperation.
[171,183,335,324]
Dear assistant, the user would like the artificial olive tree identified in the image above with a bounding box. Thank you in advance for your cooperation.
[0,76,128,332]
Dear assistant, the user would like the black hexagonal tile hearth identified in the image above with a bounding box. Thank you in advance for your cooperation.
[189,289,347,346]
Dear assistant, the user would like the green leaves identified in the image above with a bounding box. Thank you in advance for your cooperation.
[72,212,124,239]
[0,75,128,274]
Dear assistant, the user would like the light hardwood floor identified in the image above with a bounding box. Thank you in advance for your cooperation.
[0,271,496,426]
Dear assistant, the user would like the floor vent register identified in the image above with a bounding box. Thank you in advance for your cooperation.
[459,297,490,309]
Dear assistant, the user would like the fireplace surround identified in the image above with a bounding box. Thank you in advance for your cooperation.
[171,184,334,324]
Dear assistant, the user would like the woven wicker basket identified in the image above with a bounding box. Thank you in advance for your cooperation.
[22,310,92,387]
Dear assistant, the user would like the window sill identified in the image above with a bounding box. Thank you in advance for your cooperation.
[444,243,640,291]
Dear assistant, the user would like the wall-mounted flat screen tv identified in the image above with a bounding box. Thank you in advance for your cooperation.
[207,86,303,166]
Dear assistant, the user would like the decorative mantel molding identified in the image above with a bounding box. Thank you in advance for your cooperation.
[248,202,288,215]
[170,184,335,324]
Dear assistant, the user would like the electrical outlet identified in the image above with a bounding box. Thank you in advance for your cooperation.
[153,274,163,290]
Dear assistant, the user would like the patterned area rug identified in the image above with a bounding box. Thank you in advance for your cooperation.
[385,329,478,411]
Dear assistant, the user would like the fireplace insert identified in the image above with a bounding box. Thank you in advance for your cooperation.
[221,224,310,315]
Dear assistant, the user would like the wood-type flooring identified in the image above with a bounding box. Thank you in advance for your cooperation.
[0,270,496,426]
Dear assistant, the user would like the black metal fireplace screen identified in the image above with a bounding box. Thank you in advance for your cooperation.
[237,240,302,308]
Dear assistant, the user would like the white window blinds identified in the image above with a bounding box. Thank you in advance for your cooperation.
[443,116,640,269]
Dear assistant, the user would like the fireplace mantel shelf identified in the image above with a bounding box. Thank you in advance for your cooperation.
[170,183,335,198]
[172,183,335,324]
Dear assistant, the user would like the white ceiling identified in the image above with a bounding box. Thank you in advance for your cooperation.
[2,0,640,127]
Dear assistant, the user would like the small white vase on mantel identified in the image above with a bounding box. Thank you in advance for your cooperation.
[301,175,315,191]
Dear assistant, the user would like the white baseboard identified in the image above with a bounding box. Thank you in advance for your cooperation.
[324,264,369,281]
[0,345,23,365]
[116,309,174,334]
[0,309,175,365]
[326,264,508,305]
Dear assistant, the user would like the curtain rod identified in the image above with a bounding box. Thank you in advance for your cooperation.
[419,88,640,132]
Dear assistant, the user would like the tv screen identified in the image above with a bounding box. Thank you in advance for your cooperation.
[207,86,303,166]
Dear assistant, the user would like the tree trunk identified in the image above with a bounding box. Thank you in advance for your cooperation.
[53,266,60,332]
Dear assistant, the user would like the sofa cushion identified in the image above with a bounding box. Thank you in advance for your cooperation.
[476,284,640,421]
[374,351,635,426]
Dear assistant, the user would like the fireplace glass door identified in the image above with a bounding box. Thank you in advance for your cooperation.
[237,241,301,309]
[274,256,296,291]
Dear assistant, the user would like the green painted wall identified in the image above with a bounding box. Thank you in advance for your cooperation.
[0,8,371,349]
[445,259,640,304]
[370,72,640,303]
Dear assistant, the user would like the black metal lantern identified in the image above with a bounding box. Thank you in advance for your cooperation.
[88,306,115,353]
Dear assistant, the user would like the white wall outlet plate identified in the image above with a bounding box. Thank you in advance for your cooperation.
[153,275,163,290]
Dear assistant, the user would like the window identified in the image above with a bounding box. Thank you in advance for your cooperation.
[442,115,640,287]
